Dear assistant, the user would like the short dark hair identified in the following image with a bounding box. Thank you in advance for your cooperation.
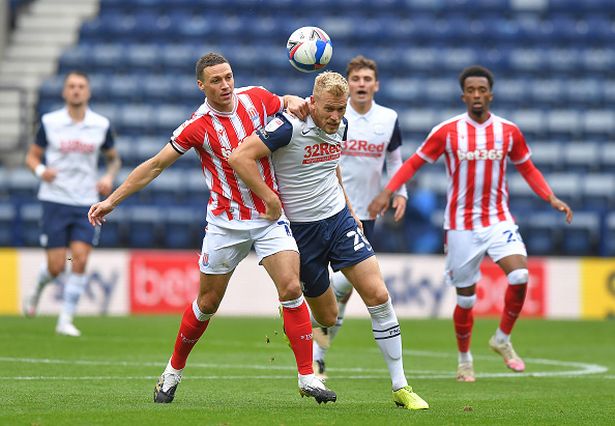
[64,70,89,82]
[346,55,378,80]
[459,65,494,90]
[195,52,229,81]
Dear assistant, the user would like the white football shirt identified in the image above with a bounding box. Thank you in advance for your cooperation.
[257,112,348,222]
[36,107,115,206]
[341,101,407,220]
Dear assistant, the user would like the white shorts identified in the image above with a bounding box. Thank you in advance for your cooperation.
[198,218,298,274]
[444,220,527,288]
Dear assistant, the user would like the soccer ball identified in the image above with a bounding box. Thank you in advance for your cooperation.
[286,26,333,73]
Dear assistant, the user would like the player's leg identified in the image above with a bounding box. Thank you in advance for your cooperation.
[257,218,336,404]
[341,256,428,410]
[55,240,91,336]
[487,221,528,372]
[155,224,246,403]
[155,270,231,403]
[25,201,69,317]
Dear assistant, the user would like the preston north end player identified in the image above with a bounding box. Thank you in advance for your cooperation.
[310,55,409,380]
[369,65,573,382]
[24,70,121,337]
[229,71,429,410]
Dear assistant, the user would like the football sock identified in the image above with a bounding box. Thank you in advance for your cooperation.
[170,300,211,370]
[313,340,326,361]
[499,284,527,336]
[58,273,87,325]
[280,295,313,375]
[458,351,473,364]
[32,263,55,304]
[367,298,408,391]
[453,305,474,353]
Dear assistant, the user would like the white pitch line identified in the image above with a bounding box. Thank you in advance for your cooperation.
[0,355,607,379]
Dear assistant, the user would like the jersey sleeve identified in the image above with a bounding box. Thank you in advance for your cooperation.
[341,116,348,142]
[35,123,47,148]
[101,126,116,150]
[169,117,204,154]
[509,126,531,165]
[257,113,293,152]
[416,125,447,163]
[386,118,402,152]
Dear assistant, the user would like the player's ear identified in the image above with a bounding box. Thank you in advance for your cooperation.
[196,79,205,92]
[374,80,380,93]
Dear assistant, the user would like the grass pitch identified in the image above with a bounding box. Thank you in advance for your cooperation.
[0,316,613,425]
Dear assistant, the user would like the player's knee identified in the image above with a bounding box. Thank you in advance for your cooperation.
[331,272,353,300]
[456,294,476,309]
[507,268,529,285]
[47,263,65,277]
[315,311,337,328]
[196,293,222,314]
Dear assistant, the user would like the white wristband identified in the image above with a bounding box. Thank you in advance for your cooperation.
[34,164,46,178]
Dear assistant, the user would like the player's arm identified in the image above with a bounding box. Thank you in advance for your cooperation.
[26,124,57,182]
[385,147,408,222]
[228,134,282,221]
[336,165,363,232]
[368,153,426,219]
[88,143,180,225]
[515,159,573,224]
[97,148,122,197]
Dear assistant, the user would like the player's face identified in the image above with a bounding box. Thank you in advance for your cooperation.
[310,91,347,134]
[461,76,493,121]
[198,63,235,112]
[62,74,90,108]
[348,68,379,107]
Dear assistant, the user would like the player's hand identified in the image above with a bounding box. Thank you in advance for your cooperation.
[368,189,393,219]
[548,195,573,224]
[391,195,407,222]
[261,194,283,221]
[350,209,364,233]
[41,167,58,183]
[88,199,115,226]
[284,96,309,120]
[96,174,114,196]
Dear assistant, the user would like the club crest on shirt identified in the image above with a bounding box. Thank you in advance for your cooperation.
[373,123,386,135]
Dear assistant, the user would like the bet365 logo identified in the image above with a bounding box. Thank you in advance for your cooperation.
[457,149,503,161]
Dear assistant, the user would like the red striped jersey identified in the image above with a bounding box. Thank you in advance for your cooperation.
[417,113,530,230]
[170,86,283,228]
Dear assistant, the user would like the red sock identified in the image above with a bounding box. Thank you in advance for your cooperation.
[453,305,473,353]
[281,301,313,375]
[170,304,210,370]
[499,284,527,334]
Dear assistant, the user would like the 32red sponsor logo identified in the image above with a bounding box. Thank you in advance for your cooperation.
[302,142,341,164]
[343,139,385,154]
[60,139,95,154]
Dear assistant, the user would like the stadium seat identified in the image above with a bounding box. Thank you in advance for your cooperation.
[0,203,16,247]
[562,142,600,173]
[18,203,42,246]
[603,212,615,256]
[561,211,600,255]
[580,173,615,211]
[125,205,163,248]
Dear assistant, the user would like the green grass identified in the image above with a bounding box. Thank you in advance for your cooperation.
[0,316,613,425]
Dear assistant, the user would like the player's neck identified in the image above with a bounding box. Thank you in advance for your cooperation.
[66,105,87,122]
[468,111,490,124]
[349,99,372,115]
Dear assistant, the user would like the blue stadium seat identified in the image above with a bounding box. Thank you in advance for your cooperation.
[561,211,599,255]
[0,204,16,247]
[18,203,42,246]
[125,205,163,248]
[603,212,615,256]
[581,173,615,211]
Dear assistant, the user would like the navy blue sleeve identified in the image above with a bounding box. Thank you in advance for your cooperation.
[35,123,48,148]
[101,126,116,151]
[341,117,348,141]
[387,118,402,152]
[257,113,294,152]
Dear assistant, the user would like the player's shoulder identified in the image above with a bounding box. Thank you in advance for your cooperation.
[491,113,521,130]
[431,113,465,133]
[371,102,398,120]
[85,108,111,127]
[41,107,68,125]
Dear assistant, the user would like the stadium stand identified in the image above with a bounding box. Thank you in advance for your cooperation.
[1,0,614,256]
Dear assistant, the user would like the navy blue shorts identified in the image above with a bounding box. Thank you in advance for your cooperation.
[40,201,99,248]
[290,206,374,297]
[361,219,375,242]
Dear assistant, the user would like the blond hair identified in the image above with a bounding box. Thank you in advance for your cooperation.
[313,71,349,99]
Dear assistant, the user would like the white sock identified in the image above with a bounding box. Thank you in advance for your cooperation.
[495,328,510,343]
[458,351,473,364]
[58,273,87,325]
[32,263,55,301]
[164,358,183,375]
[367,298,408,391]
[313,340,326,361]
